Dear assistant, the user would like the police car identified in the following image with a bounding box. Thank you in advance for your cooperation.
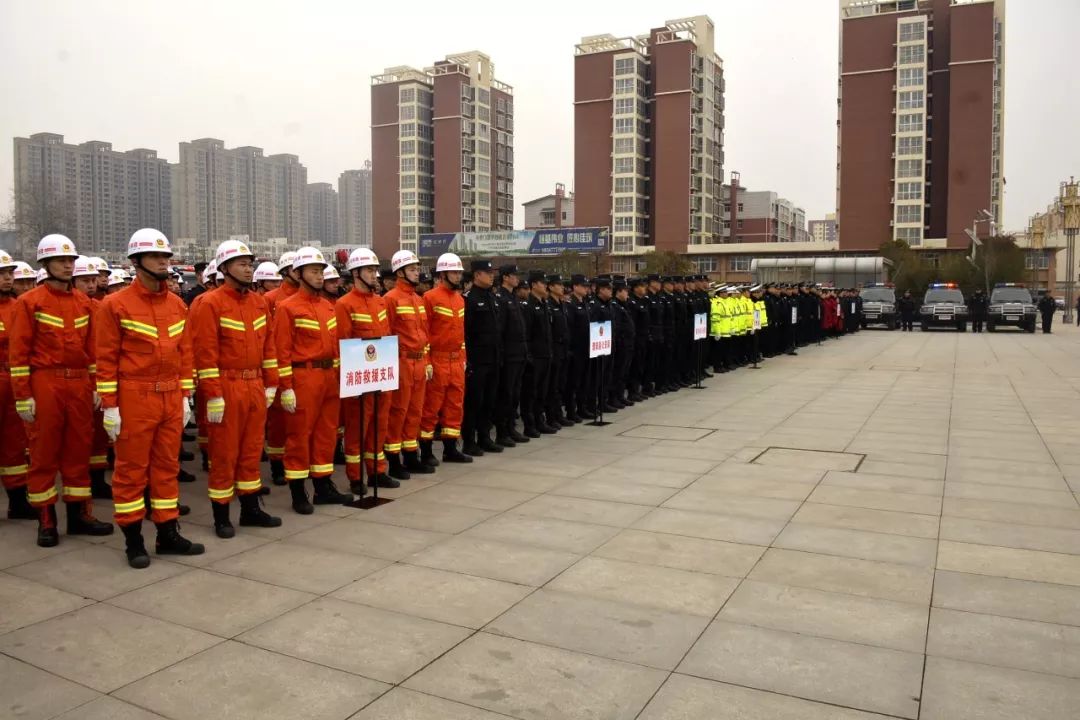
[987,283,1037,333]
[920,283,968,332]
[859,283,898,330]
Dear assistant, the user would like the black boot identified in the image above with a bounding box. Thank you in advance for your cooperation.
[442,440,473,463]
[5,486,36,519]
[238,493,282,528]
[462,442,485,457]
[200,449,209,471]
[177,468,196,484]
[494,434,516,449]
[368,472,400,489]
[522,424,541,439]
[155,519,205,556]
[37,505,59,547]
[90,469,112,499]
[121,521,150,569]
[270,459,286,486]
[419,440,440,468]
[403,450,435,474]
[508,428,530,443]
[479,436,504,453]
[66,501,113,536]
[334,439,347,465]
[289,479,314,515]
[387,453,411,481]
[313,477,353,505]
[180,448,195,462]
[212,502,234,538]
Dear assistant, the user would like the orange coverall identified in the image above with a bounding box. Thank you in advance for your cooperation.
[8,284,95,507]
[88,297,109,471]
[263,281,297,460]
[191,285,278,504]
[420,285,466,442]
[187,289,216,454]
[274,289,339,483]
[334,286,390,480]
[383,278,430,455]
[95,280,194,526]
[0,294,28,490]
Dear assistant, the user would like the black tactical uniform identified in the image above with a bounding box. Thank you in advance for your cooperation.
[494,265,529,445]
[521,271,554,436]
[462,260,503,454]
[546,275,572,426]
[645,276,665,394]
[627,278,651,400]
[609,278,635,407]
[565,275,593,420]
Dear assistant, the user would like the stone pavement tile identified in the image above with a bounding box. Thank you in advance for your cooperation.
[937,540,1080,587]
[793,502,940,538]
[239,597,470,683]
[948,444,1054,465]
[586,466,702,489]
[350,688,512,720]
[633,507,786,546]
[404,632,667,720]
[640,441,736,462]
[512,495,653,528]
[607,453,721,475]
[862,449,949,469]
[940,516,1080,555]
[461,513,620,554]
[720,580,928,653]
[702,459,827,484]
[481,456,602,479]
[332,564,531,629]
[108,568,314,637]
[947,455,1063,479]
[729,446,769,462]
[662,489,802,521]
[0,572,94,635]
[486,589,709,670]
[286,518,449,561]
[807,485,942,516]
[593,529,764,577]
[688,475,816,500]
[774,523,937,566]
[0,654,99,720]
[945,467,1071,491]
[944,481,1079,509]
[6,543,189,601]
[0,522,89,570]
[933,570,1080,627]
[678,620,923,719]
[943,496,1080,529]
[637,673,895,720]
[207,541,390,594]
[920,656,1080,720]
[858,459,945,480]
[130,522,271,567]
[0,603,219,692]
[547,556,739,617]
[821,470,944,497]
[750,548,934,604]
[447,470,573,493]
[755,432,854,453]
[355,497,497,534]
[405,536,579,586]
[752,447,862,471]
[51,696,168,720]
[116,640,387,720]
[409,483,537,511]
[549,477,680,506]
[927,607,1080,678]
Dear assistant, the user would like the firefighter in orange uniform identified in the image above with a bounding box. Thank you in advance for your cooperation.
[9,236,111,547]
[419,253,472,466]
[383,250,434,480]
[0,249,33,519]
[274,246,352,514]
[71,257,112,499]
[190,261,219,470]
[254,261,281,295]
[191,240,282,538]
[335,248,396,493]
[96,228,203,568]
[264,251,297,486]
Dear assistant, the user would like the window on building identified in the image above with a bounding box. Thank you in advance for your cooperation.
[899,45,925,65]
[614,157,635,174]
[400,157,416,172]
[400,191,416,206]
[737,219,744,229]
[615,98,635,115]
[896,182,923,200]
[399,123,416,138]
[615,78,634,94]
[614,196,634,213]
[477,157,490,174]
[615,57,635,75]
[614,177,634,193]
[898,113,923,133]
[614,137,634,154]
[400,88,416,103]
[898,136,924,155]
[614,216,634,231]
[896,204,922,224]
[896,227,922,244]
[729,256,751,272]
[737,202,744,212]
[400,174,416,189]
[694,257,718,273]
[899,21,925,42]
[897,159,923,178]
[401,208,416,223]
[898,91,924,110]
[400,140,415,155]
[614,117,634,134]
[899,67,924,87]
[1025,251,1051,270]
[920,252,940,267]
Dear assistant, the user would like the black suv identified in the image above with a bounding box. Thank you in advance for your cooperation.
[859,284,898,330]
[920,284,968,332]
[988,284,1037,333]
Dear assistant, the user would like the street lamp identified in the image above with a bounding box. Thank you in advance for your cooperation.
[1060,178,1080,324]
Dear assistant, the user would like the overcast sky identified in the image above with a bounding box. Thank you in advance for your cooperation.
[1,0,1077,234]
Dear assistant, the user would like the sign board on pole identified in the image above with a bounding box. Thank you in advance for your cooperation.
[339,336,400,398]
[419,228,608,257]
[791,307,798,323]
[589,321,612,358]
[693,313,708,340]
[753,309,762,331]
[837,303,842,318]
[851,302,856,314]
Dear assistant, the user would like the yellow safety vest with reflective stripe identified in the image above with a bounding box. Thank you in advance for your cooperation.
[755,299,768,329]
[710,296,724,338]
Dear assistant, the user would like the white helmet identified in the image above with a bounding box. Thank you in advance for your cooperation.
[127,228,173,259]
[323,265,340,280]
[391,249,420,273]
[215,239,255,267]
[215,270,224,282]
[12,261,35,280]
[37,234,79,263]
[435,253,464,273]
[72,256,98,278]
[0,249,15,270]
[346,247,379,271]
[202,260,218,285]
[292,246,328,271]
[87,256,108,274]
[107,269,128,287]
[277,251,297,270]
[36,268,48,284]
[253,261,280,282]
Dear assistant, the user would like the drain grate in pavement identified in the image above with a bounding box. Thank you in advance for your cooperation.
[752,447,864,471]
[619,425,716,441]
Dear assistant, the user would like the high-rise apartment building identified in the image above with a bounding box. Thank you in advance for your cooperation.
[575,16,725,256]
[13,133,172,258]
[720,185,808,244]
[837,0,1005,251]
[371,52,514,259]
[306,182,339,247]
[339,162,374,249]
[809,213,839,244]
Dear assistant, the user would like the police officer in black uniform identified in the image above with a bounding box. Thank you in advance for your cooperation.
[659,277,677,391]
[591,276,617,414]
[645,274,665,395]
[521,270,555,437]
[627,277,650,401]
[670,277,689,386]
[565,274,593,421]
[609,277,635,408]
[462,260,503,456]
[545,274,573,426]
[494,264,529,447]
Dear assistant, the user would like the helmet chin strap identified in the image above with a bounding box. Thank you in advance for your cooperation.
[440,272,461,290]
[397,268,417,288]
[299,267,322,294]
[355,269,378,293]
[43,259,74,286]
[222,260,250,292]
[135,256,170,282]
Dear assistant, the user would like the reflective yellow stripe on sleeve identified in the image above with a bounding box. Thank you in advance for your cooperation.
[114,498,145,514]
[252,315,267,330]
[34,312,64,328]
[96,381,118,393]
[197,368,220,379]
[120,318,159,338]
[10,366,30,377]
[73,315,89,329]
[294,318,321,330]
[278,366,293,377]
[219,317,245,332]
[261,359,277,369]
[350,313,373,323]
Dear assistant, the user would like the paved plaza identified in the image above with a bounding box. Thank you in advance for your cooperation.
[5,322,1080,719]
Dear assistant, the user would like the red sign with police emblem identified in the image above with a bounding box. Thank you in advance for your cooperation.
[339,336,399,397]
[589,321,612,358]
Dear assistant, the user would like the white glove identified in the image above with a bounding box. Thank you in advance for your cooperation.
[265,387,277,408]
[92,391,101,410]
[182,398,192,428]
[103,407,121,442]
[16,398,35,424]
[280,388,297,413]
[425,364,434,381]
[206,397,225,424]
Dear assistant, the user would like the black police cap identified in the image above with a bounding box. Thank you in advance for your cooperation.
[470,259,493,272]
[498,264,519,276]
[647,273,661,282]
[545,274,564,285]
[613,278,628,291]
[594,277,612,289]
[570,274,589,286]
[629,277,646,288]
[527,270,547,284]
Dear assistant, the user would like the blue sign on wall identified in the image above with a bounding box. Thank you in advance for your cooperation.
[419,228,608,257]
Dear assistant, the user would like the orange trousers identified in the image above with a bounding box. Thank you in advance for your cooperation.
[343,393,390,481]
[90,408,109,470]
[265,400,286,459]
[26,373,92,506]
[283,368,339,482]
[0,374,28,489]
[385,356,426,454]
[207,376,267,504]
[112,385,182,526]
[419,351,465,441]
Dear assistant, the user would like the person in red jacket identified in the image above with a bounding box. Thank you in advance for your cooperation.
[419,253,472,466]
[96,229,203,568]
[263,251,298,486]
[9,236,111,547]
[71,257,113,500]
[191,240,282,538]
[0,249,33,519]
[274,246,352,514]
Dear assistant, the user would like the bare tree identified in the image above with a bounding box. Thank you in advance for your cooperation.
[3,182,77,259]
